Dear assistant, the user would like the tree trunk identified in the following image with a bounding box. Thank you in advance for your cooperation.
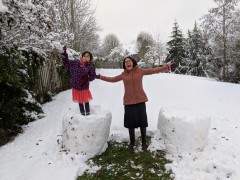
[222,0,227,81]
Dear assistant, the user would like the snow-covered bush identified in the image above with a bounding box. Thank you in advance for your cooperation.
[0,46,43,128]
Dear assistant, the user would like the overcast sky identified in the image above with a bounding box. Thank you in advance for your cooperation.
[92,0,216,44]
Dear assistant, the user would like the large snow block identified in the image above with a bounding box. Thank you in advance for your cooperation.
[157,107,211,154]
[62,105,112,159]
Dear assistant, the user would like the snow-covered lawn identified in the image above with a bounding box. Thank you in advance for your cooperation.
[0,69,240,180]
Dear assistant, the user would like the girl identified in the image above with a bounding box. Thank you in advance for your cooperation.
[96,56,177,151]
[61,46,95,116]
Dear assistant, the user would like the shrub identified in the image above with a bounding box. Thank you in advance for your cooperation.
[0,45,43,128]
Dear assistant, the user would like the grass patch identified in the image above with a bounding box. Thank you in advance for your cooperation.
[78,137,173,180]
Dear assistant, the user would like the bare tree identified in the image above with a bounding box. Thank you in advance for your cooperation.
[151,28,167,66]
[101,33,121,58]
[201,0,239,81]
[136,31,155,59]
[55,0,101,53]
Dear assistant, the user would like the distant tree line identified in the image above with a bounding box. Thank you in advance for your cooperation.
[99,0,240,84]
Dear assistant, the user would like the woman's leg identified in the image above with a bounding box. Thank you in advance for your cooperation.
[140,127,148,151]
[128,128,135,151]
[85,102,90,115]
[79,103,85,115]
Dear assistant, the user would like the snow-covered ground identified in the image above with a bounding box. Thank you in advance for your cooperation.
[0,69,240,180]
[0,0,8,13]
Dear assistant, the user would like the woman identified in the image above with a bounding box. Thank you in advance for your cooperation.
[96,56,177,151]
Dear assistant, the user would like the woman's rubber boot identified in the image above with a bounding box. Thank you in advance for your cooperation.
[128,128,135,151]
[140,127,148,151]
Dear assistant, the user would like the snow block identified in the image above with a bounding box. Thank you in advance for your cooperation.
[62,105,112,159]
[157,107,211,154]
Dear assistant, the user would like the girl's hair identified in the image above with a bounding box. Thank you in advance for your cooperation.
[82,51,93,61]
[123,56,138,70]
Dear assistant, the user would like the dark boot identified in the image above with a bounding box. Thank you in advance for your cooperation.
[140,127,148,151]
[128,128,135,151]
[79,103,85,115]
[85,102,90,116]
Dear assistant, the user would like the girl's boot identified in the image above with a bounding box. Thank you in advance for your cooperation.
[79,103,85,115]
[85,102,90,116]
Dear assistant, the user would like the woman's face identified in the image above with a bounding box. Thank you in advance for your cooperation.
[82,53,91,63]
[125,58,133,70]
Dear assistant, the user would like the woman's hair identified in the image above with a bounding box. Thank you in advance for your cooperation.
[123,56,138,70]
[82,51,93,61]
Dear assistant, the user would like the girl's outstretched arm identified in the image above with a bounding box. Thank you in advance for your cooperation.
[96,74,122,83]
[61,46,71,69]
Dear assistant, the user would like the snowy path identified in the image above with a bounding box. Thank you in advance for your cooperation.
[0,91,80,180]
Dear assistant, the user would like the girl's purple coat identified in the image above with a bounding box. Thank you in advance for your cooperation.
[62,57,96,90]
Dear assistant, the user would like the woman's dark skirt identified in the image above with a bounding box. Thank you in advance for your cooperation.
[124,102,148,128]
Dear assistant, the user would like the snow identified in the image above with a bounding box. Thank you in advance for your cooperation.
[1,69,240,180]
[0,0,8,13]
[158,106,211,154]
[122,41,137,55]
[62,105,111,160]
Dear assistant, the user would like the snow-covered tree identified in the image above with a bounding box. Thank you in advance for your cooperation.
[136,31,155,59]
[166,20,186,68]
[101,34,121,58]
[55,0,101,54]
[227,8,240,83]
[108,46,124,62]
[0,0,65,52]
[144,30,166,67]
[201,0,240,81]
[184,22,213,77]
[0,0,103,129]
[0,45,43,129]
[0,0,67,128]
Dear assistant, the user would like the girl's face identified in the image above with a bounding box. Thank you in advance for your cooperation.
[125,58,133,70]
[82,53,91,63]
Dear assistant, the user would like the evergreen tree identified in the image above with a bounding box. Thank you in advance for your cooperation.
[166,20,186,73]
[184,22,213,77]
[0,46,43,129]
[227,8,240,83]
[230,38,240,83]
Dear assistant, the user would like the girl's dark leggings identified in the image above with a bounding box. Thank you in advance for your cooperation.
[79,102,90,114]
